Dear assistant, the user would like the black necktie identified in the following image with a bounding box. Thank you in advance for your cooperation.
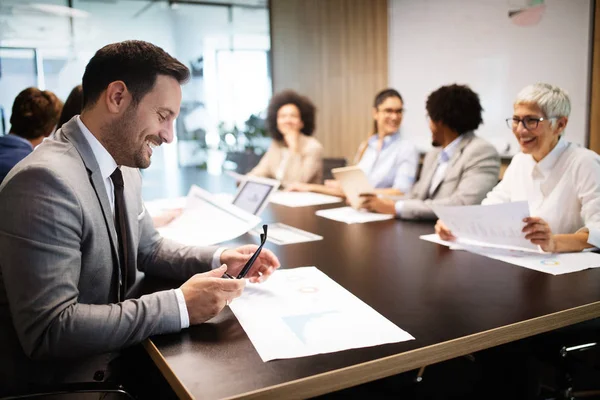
[110,168,131,301]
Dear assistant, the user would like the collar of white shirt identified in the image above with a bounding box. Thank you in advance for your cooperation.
[76,115,118,180]
[532,136,568,179]
[437,134,464,164]
[368,131,400,150]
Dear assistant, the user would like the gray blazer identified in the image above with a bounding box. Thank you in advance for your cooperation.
[398,132,501,220]
[0,118,217,393]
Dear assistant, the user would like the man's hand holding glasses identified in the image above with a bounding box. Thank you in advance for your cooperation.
[180,225,280,325]
[221,225,279,283]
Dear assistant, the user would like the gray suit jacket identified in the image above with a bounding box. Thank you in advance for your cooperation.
[398,132,501,220]
[0,118,217,393]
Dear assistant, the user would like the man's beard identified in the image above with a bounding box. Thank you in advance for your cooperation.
[101,105,150,169]
[431,140,441,147]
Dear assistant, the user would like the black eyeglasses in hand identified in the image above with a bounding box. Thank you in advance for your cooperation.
[223,224,268,279]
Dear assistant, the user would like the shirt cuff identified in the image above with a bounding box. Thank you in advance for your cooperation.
[579,227,600,248]
[394,200,404,218]
[212,247,227,269]
[174,288,190,329]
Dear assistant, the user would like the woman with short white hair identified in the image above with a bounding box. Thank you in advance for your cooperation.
[436,83,600,252]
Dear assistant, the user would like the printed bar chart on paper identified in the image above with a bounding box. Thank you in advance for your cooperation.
[229,267,414,361]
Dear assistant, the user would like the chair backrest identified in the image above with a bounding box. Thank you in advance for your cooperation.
[322,158,347,181]
[225,151,263,174]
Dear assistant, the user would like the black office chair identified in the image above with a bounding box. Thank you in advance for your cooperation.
[322,157,347,181]
[537,340,600,400]
[531,320,600,400]
[225,150,262,174]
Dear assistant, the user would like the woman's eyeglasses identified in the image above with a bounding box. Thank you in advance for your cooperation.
[506,116,555,130]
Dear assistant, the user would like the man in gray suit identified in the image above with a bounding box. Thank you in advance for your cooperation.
[360,84,500,220]
[0,41,279,395]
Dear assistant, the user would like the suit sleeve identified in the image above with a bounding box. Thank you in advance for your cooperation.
[399,142,501,220]
[0,167,181,360]
[136,210,219,280]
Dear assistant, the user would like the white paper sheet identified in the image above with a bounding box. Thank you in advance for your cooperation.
[144,197,187,216]
[229,267,414,361]
[250,223,323,245]
[420,234,600,275]
[431,201,539,252]
[269,191,343,207]
[315,206,394,224]
[156,185,261,246]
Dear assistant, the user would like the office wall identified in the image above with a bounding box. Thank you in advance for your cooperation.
[270,0,388,160]
[590,2,600,154]
[389,0,593,154]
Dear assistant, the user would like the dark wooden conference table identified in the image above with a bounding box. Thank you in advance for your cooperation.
[137,170,600,400]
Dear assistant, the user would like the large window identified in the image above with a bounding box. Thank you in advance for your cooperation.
[0,0,271,170]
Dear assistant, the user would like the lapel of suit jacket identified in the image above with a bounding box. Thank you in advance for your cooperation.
[417,148,441,200]
[428,132,475,198]
[59,119,121,269]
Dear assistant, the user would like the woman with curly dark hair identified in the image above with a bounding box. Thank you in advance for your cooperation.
[248,90,323,186]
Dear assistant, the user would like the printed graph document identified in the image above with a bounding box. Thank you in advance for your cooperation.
[316,206,394,224]
[229,267,414,361]
[431,201,539,252]
[269,191,343,207]
[157,185,260,246]
[420,234,600,275]
[250,223,323,245]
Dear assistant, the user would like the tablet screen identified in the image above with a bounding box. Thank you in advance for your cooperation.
[232,181,275,215]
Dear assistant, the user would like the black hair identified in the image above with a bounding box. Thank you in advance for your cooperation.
[426,84,483,135]
[82,40,189,109]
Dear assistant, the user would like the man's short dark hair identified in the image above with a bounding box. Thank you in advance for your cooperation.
[266,90,316,142]
[82,40,190,109]
[426,84,483,135]
[10,87,63,140]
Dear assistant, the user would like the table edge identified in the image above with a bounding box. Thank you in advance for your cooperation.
[147,300,600,400]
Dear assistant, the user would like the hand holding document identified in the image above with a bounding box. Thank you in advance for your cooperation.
[331,166,375,209]
[431,201,539,252]
[420,234,600,275]
[156,185,261,246]
[316,206,394,224]
[229,267,414,361]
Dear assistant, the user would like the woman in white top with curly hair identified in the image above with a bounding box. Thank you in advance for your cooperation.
[436,83,600,253]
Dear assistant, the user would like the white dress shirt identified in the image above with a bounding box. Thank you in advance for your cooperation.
[427,135,464,197]
[77,116,225,329]
[482,137,600,248]
[356,131,419,193]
